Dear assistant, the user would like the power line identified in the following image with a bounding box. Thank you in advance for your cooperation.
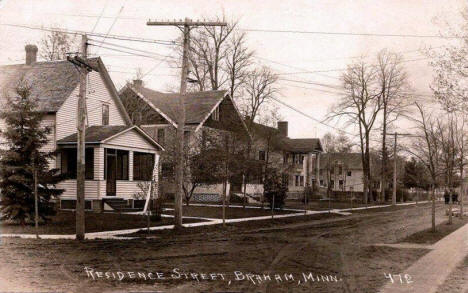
[87,42,173,62]
[0,23,178,45]
[95,1,127,54]
[241,28,464,39]
[88,38,177,59]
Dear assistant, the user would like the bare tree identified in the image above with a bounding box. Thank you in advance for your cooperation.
[242,67,278,127]
[328,61,382,204]
[321,131,355,153]
[437,113,460,225]
[376,49,409,202]
[454,115,467,219]
[179,18,253,100]
[225,31,254,100]
[40,30,77,61]
[408,103,443,232]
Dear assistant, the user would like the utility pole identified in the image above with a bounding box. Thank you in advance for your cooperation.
[147,18,227,228]
[33,153,39,239]
[68,34,95,240]
[388,132,413,206]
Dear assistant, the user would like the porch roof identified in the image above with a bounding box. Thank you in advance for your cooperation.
[57,125,164,150]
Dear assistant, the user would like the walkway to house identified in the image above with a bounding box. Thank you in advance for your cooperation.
[0,201,429,240]
[379,222,468,293]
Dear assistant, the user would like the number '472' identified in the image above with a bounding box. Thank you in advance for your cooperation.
[385,273,413,284]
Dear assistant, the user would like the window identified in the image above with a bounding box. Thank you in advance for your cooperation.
[330,180,335,188]
[338,165,343,175]
[133,152,154,181]
[295,175,304,187]
[116,150,129,180]
[339,180,344,189]
[347,171,352,176]
[283,153,288,164]
[102,104,109,125]
[294,154,304,165]
[211,106,219,121]
[259,150,266,161]
[319,169,323,176]
[320,180,324,186]
[61,148,94,180]
[184,130,190,145]
[330,167,334,175]
[85,148,94,180]
[157,128,165,146]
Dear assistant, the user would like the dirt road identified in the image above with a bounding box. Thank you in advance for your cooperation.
[0,203,448,293]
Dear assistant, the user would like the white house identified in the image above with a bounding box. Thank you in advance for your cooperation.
[0,45,164,211]
[319,153,365,193]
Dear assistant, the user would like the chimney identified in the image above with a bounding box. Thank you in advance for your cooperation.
[133,79,143,88]
[25,44,38,65]
[277,121,288,137]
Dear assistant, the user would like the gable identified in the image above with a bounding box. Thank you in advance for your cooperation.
[105,127,160,151]
[56,71,127,140]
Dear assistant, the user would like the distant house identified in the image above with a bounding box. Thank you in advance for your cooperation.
[319,153,364,193]
[0,45,164,211]
[119,81,250,201]
[247,120,323,199]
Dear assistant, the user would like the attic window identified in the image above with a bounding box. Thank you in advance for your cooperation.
[102,104,109,125]
[211,106,219,121]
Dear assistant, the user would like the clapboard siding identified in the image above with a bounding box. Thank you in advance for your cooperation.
[41,114,56,153]
[56,71,127,140]
[116,181,146,199]
[105,128,156,151]
[57,180,100,199]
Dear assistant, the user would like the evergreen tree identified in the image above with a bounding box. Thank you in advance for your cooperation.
[0,79,63,224]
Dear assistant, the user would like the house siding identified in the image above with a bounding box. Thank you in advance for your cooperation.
[56,71,126,140]
[104,128,156,151]
[57,180,100,199]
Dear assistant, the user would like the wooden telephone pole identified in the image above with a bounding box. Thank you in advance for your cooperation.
[388,132,412,206]
[147,18,227,228]
[67,34,95,240]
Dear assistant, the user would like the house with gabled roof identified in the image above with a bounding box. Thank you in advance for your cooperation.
[0,45,164,211]
[119,81,251,201]
[246,120,323,200]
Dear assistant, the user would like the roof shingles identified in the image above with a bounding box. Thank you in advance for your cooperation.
[57,126,130,144]
[132,86,226,124]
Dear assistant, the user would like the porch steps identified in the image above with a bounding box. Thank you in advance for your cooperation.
[103,198,142,212]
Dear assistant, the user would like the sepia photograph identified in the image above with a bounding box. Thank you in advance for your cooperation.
[0,0,467,292]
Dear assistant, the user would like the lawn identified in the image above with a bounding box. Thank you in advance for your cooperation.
[162,204,297,219]
[0,211,204,235]
[401,216,468,245]
[0,204,444,293]
[436,255,468,293]
[124,212,342,237]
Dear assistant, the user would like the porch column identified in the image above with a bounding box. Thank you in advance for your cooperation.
[95,147,104,180]
[129,151,134,181]
[95,147,104,199]
[315,153,320,190]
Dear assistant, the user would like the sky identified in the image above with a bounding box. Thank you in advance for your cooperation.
[0,0,466,143]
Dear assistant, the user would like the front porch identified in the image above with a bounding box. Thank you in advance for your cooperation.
[55,126,163,211]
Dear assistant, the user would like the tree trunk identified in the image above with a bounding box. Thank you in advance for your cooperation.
[381,107,388,203]
[431,184,436,233]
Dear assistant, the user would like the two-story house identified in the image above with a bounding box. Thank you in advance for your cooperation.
[246,120,323,200]
[319,153,364,194]
[0,45,163,211]
[119,81,250,201]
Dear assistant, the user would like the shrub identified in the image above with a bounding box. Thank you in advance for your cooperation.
[263,169,288,209]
